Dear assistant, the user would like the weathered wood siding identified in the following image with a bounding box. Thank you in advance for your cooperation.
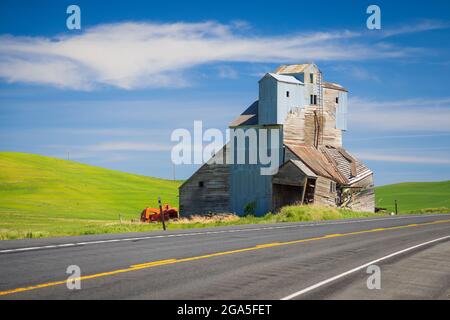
[179,150,230,216]
[347,174,375,212]
[283,108,306,146]
[314,176,337,206]
[272,161,307,186]
[322,88,342,147]
[272,184,303,212]
[284,88,342,148]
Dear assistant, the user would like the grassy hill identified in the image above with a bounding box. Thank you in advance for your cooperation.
[0,152,181,239]
[375,181,450,213]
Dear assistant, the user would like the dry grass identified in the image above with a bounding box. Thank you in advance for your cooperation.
[173,213,240,225]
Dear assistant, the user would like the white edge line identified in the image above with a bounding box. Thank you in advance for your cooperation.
[1,214,449,254]
[280,235,450,300]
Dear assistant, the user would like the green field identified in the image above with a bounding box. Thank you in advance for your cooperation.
[0,152,448,240]
[0,152,181,239]
[375,181,450,214]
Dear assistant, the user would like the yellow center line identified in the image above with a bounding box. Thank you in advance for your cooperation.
[1,218,449,297]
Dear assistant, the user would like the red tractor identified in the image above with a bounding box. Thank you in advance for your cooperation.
[140,204,179,223]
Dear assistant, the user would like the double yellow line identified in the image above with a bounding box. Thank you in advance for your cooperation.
[1,218,449,297]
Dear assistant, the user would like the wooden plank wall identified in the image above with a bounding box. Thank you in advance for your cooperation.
[272,161,307,186]
[314,176,337,207]
[322,88,343,147]
[347,174,375,212]
[283,88,342,148]
[179,148,230,216]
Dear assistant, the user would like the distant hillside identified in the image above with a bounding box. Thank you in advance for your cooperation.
[0,152,180,222]
[375,181,450,213]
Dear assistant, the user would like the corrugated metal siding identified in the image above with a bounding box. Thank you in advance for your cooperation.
[276,81,304,124]
[258,76,277,125]
[230,126,283,215]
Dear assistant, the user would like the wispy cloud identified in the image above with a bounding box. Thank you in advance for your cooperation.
[85,142,172,152]
[347,133,450,142]
[217,65,239,79]
[355,151,450,165]
[0,21,415,90]
[349,97,450,132]
[381,20,450,38]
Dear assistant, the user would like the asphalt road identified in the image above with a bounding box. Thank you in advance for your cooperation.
[0,214,449,300]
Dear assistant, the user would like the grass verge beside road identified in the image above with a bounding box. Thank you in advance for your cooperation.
[0,205,386,240]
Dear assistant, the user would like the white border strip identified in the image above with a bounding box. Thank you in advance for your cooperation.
[281,235,450,300]
[1,214,448,254]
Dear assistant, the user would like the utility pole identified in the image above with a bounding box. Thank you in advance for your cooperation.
[172,163,176,181]
[158,196,166,231]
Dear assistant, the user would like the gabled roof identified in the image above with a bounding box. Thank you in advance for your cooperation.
[229,100,258,127]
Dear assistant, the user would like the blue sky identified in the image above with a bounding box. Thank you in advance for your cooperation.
[0,0,449,186]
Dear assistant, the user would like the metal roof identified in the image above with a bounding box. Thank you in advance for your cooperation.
[323,81,348,92]
[266,73,303,85]
[285,143,372,185]
[275,64,313,74]
[290,159,318,178]
[229,101,258,127]
[285,143,347,184]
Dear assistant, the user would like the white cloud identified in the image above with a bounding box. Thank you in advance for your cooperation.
[86,142,172,152]
[381,20,450,38]
[355,152,450,165]
[217,65,239,79]
[348,97,450,132]
[0,21,413,90]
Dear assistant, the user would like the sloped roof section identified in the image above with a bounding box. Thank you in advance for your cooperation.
[229,101,258,127]
[275,64,313,74]
[321,146,372,185]
[291,159,317,178]
[285,143,347,184]
[267,73,303,85]
[285,143,372,185]
[323,81,348,92]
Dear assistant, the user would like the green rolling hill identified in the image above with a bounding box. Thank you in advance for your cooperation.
[375,181,450,213]
[0,152,181,238]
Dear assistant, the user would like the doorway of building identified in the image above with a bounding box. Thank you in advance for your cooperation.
[272,183,304,212]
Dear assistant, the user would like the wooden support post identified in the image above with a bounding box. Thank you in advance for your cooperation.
[395,200,398,215]
[300,179,308,205]
[158,197,166,231]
